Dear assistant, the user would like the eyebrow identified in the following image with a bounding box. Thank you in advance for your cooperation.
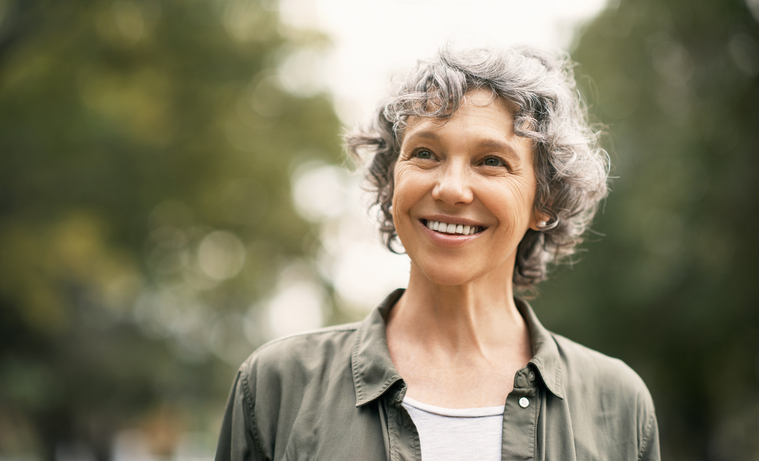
[475,139,521,159]
[403,130,524,161]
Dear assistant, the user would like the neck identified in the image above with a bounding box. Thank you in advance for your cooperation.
[388,262,528,354]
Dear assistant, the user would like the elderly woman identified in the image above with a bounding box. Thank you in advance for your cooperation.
[216,45,660,460]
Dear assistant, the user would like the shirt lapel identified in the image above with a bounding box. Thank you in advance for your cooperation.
[515,297,565,399]
[352,289,406,407]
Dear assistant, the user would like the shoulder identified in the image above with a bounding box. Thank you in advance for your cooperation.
[221,322,370,459]
[551,332,652,402]
[550,332,657,430]
[550,332,659,458]
[238,322,361,392]
[550,333,659,458]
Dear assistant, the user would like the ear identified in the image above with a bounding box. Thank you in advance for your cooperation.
[529,209,551,231]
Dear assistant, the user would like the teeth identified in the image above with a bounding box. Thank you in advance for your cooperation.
[425,220,481,235]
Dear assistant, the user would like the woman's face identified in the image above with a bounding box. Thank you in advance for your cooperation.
[392,90,541,287]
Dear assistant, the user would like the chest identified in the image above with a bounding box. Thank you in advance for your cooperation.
[260,386,638,461]
[399,361,523,408]
[386,322,532,409]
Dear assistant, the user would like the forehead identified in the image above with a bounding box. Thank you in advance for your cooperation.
[402,89,519,141]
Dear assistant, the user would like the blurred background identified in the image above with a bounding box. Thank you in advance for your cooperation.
[0,0,757,459]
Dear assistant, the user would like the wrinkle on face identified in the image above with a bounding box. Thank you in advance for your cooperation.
[391,89,541,288]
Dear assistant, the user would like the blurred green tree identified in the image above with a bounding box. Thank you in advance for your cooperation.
[535,0,759,458]
[0,0,341,458]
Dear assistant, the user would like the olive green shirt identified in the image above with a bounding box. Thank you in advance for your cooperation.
[215,289,660,460]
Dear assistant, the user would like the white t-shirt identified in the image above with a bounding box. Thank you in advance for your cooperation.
[402,396,505,461]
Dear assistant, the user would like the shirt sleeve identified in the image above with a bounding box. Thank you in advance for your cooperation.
[215,370,263,461]
[638,409,661,461]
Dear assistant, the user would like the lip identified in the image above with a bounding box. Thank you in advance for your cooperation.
[422,214,488,228]
[417,217,487,247]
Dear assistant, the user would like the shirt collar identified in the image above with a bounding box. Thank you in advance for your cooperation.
[352,289,405,407]
[515,297,565,399]
[352,289,565,407]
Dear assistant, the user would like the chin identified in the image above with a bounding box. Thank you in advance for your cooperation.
[409,251,518,289]
[414,262,486,287]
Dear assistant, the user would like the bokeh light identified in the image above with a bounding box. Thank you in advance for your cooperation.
[1,0,756,458]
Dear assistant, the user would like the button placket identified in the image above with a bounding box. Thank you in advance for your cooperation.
[383,382,422,461]
[502,370,538,460]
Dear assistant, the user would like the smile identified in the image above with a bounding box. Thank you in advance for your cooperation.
[423,220,485,236]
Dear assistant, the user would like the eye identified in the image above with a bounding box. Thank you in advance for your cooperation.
[414,149,434,160]
[482,156,506,167]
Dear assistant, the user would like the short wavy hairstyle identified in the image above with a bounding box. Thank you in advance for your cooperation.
[345,44,609,289]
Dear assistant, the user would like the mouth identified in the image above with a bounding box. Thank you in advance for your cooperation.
[422,219,486,236]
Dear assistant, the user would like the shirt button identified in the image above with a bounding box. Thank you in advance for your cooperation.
[519,397,530,408]
[528,371,535,382]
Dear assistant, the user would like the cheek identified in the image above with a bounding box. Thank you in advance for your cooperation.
[481,181,537,226]
[390,170,404,213]
[392,167,426,209]
[390,169,412,231]
[512,184,537,218]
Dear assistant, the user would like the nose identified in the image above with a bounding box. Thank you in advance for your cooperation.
[431,161,474,205]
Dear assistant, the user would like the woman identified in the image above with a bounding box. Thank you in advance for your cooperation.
[215,45,660,460]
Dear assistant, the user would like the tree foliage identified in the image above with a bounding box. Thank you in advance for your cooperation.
[0,0,341,458]
[535,0,759,458]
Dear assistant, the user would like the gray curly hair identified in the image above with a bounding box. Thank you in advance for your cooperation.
[345,44,609,289]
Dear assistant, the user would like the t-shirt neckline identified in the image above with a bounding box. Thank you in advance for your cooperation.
[402,396,505,418]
